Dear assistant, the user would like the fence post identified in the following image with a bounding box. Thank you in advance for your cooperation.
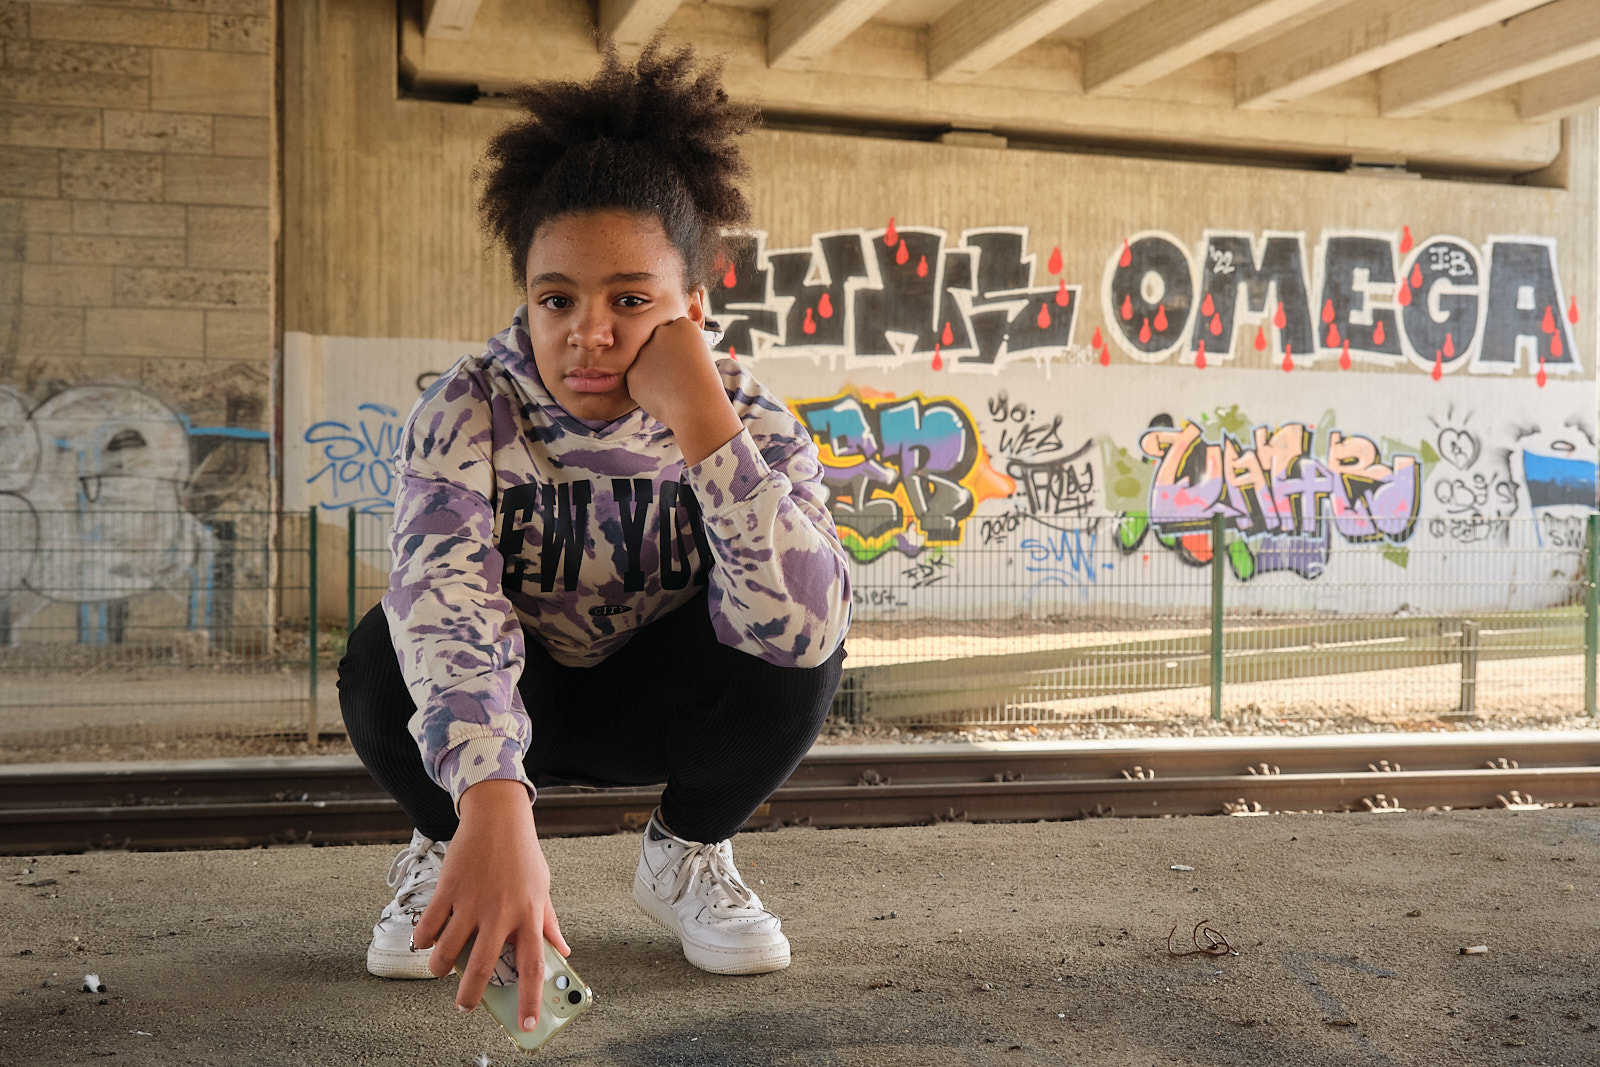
[1586,513,1599,717]
[1457,619,1480,719]
[1210,512,1224,722]
[308,506,319,744]
[347,506,357,637]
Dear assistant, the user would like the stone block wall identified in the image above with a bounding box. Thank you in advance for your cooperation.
[0,0,275,647]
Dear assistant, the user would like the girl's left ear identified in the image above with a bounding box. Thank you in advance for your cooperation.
[686,287,707,327]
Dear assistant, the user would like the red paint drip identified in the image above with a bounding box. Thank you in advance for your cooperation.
[1099,345,1111,367]
[1339,340,1351,370]
[818,292,833,319]
[1037,303,1051,330]
[915,254,928,278]
[1431,352,1442,381]
[931,345,943,371]
[1537,357,1547,388]
[884,217,897,246]
[1138,317,1152,344]
[1120,294,1133,320]
[1119,239,1132,268]
[728,345,737,359]
[1195,341,1207,370]
[1373,319,1386,346]
[941,321,954,346]
[722,263,737,289]
[895,240,909,266]
[1400,225,1413,254]
[802,307,816,335]
[1209,314,1222,337]
[1047,246,1063,274]
[1569,295,1581,324]
[1552,331,1564,358]
[1055,278,1070,307]
[1201,293,1215,317]
[1153,305,1168,331]
[1273,302,1286,330]
[1326,323,1340,347]
[1542,305,1556,334]
[1442,332,1454,358]
[1281,344,1294,372]
[1091,325,1103,348]
[1397,283,1411,308]
[1410,262,1423,288]
[1254,325,1267,352]
[1321,297,1335,324]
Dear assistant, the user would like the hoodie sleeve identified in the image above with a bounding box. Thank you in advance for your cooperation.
[682,368,852,668]
[381,363,535,813]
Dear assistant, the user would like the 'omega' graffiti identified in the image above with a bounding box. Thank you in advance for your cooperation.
[792,391,1013,563]
[1107,229,1577,379]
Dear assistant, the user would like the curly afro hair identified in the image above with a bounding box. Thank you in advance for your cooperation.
[476,38,759,293]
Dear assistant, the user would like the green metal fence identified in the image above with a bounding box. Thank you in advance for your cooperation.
[1,507,1596,754]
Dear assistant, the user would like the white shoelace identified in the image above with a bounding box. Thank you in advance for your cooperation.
[383,835,446,919]
[665,841,761,914]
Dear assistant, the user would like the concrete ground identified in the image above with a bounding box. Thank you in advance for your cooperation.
[3,809,1598,1067]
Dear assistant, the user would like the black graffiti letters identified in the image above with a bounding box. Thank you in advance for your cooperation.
[1318,235,1402,359]
[1193,232,1314,358]
[1402,239,1480,368]
[1481,239,1576,370]
[1110,234,1193,358]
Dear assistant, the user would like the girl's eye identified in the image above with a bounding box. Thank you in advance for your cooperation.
[538,295,571,310]
[617,295,649,308]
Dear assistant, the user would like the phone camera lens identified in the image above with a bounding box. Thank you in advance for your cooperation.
[553,975,570,990]
[567,990,583,1005]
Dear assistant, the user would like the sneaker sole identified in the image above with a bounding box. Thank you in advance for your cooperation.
[632,875,791,975]
[366,943,437,980]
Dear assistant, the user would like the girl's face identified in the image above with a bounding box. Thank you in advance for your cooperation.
[523,210,705,423]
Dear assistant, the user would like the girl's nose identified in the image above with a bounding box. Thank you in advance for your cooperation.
[568,307,612,349]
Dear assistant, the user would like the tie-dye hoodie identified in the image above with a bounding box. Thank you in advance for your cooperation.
[383,306,852,810]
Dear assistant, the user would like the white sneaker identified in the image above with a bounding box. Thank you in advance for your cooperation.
[632,812,790,975]
[366,829,448,979]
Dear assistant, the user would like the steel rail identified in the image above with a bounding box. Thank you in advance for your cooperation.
[2,733,1597,854]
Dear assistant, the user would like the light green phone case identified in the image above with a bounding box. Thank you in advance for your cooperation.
[454,936,593,1052]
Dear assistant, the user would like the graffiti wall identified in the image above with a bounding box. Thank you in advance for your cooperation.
[0,381,270,646]
[285,208,1595,621]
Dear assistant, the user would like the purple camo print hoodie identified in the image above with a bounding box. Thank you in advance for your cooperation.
[383,306,852,809]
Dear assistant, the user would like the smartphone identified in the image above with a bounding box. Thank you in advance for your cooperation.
[453,936,594,1052]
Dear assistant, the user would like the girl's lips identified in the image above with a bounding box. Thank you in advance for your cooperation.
[565,371,622,393]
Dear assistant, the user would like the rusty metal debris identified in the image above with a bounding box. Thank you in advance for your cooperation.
[1120,766,1155,780]
[857,769,889,787]
[1485,757,1519,770]
[1361,793,1406,813]
[1245,763,1280,776]
[1368,760,1402,773]
[1495,791,1543,810]
[1167,919,1234,958]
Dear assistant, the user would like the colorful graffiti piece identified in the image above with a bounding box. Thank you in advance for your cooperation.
[1129,417,1422,579]
[793,390,1014,562]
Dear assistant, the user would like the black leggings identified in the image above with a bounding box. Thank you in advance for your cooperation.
[337,594,844,844]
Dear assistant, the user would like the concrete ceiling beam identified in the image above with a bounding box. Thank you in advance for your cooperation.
[768,0,896,70]
[1084,0,1324,97]
[1381,0,1600,119]
[928,0,1099,83]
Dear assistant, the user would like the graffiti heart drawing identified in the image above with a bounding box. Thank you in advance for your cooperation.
[1436,428,1480,470]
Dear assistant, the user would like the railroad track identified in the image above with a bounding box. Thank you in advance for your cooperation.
[3,731,1598,854]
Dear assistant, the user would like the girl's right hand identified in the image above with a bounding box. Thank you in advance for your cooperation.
[410,779,570,1031]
